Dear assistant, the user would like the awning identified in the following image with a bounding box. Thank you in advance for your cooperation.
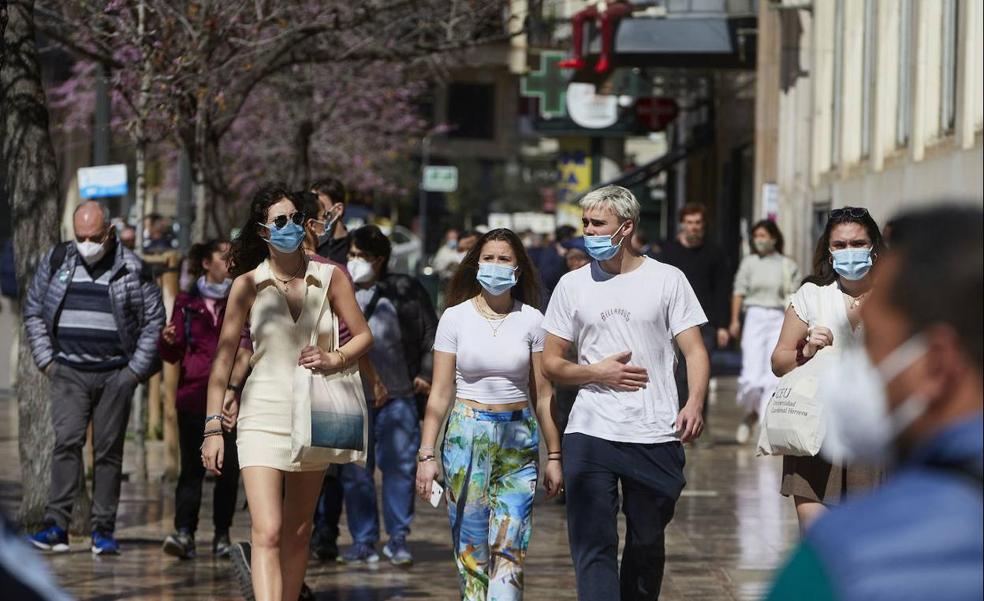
[584,16,757,70]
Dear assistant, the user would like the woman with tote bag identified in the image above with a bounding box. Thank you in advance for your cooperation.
[201,183,373,601]
[770,207,884,533]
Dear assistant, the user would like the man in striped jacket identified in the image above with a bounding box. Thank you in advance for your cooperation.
[24,200,165,556]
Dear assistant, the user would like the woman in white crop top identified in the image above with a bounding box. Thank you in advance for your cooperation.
[416,229,563,601]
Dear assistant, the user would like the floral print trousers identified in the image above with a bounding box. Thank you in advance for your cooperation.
[442,402,539,601]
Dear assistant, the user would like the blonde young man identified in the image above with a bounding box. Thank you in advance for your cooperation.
[542,186,710,600]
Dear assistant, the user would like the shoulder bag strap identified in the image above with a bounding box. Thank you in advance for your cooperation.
[362,288,382,321]
[310,262,334,349]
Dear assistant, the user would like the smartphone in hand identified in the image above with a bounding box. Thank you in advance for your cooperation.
[430,480,445,508]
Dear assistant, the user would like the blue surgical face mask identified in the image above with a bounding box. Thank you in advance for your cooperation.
[584,221,629,261]
[197,275,232,299]
[831,247,873,280]
[258,221,305,253]
[476,262,518,296]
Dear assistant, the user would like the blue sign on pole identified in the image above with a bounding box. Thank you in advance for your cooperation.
[78,164,128,199]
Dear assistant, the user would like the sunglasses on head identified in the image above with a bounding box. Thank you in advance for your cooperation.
[830,207,869,219]
[265,212,305,229]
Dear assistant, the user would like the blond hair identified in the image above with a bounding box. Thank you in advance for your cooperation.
[580,185,640,223]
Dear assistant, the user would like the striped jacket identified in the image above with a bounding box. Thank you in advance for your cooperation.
[23,239,165,379]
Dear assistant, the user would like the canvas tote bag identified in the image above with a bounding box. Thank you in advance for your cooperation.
[291,263,368,466]
[756,347,838,457]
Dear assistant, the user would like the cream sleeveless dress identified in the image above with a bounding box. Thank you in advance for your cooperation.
[237,259,336,472]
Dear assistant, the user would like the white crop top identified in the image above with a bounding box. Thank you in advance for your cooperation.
[433,299,545,404]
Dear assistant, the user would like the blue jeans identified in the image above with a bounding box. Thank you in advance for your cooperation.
[339,396,420,544]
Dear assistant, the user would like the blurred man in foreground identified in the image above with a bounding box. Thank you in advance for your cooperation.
[767,205,983,601]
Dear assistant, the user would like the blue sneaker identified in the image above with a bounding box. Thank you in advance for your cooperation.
[91,531,120,556]
[29,524,69,553]
[382,537,413,567]
[338,542,379,565]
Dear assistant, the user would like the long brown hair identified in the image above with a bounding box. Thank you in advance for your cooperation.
[806,206,884,286]
[445,228,542,310]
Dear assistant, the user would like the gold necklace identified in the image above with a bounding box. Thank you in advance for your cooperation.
[473,297,510,336]
[271,258,305,290]
[844,290,868,309]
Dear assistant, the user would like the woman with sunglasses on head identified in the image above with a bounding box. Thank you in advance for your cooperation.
[771,207,884,533]
[201,183,372,601]
[416,228,563,601]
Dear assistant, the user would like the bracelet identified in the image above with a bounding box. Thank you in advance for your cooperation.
[203,429,223,437]
[335,349,348,367]
[226,383,241,393]
[417,455,436,463]
[548,457,562,462]
[205,414,223,425]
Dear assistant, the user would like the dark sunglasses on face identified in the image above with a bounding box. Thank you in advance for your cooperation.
[265,212,306,230]
[830,207,869,219]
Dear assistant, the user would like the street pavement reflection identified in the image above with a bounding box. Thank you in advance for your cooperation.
[1,378,798,600]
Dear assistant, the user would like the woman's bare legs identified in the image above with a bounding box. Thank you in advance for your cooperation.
[794,496,826,535]
[242,467,285,601]
[280,469,328,601]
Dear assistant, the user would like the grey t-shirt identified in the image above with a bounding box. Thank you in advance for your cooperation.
[356,285,413,400]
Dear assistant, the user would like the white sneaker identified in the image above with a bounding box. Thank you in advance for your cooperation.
[735,422,751,444]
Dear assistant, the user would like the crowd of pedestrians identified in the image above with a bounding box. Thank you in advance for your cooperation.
[10,178,981,601]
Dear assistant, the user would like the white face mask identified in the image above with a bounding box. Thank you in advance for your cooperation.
[346,258,375,284]
[820,335,929,466]
[76,240,108,265]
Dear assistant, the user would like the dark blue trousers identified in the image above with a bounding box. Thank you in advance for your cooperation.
[563,432,686,601]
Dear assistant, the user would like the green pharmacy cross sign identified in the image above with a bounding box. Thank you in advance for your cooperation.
[521,51,571,119]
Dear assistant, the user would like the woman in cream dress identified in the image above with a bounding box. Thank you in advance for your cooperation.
[771,207,884,533]
[201,183,372,601]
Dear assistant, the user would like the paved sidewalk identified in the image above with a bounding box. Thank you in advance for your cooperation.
[0,378,797,600]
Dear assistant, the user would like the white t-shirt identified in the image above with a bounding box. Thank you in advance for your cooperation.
[433,299,545,404]
[542,258,707,443]
[790,282,863,347]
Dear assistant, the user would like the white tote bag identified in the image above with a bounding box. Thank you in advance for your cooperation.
[291,264,368,466]
[756,347,838,457]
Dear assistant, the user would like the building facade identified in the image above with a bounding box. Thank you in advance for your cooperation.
[755,0,984,268]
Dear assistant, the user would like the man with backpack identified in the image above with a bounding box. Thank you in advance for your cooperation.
[336,225,438,567]
[24,200,164,556]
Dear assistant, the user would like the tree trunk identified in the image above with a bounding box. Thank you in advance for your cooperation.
[1,0,84,529]
[191,102,209,243]
[290,118,313,188]
[192,172,207,243]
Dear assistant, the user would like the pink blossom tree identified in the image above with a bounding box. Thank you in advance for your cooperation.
[39,0,510,238]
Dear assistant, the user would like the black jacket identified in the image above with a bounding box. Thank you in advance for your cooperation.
[376,272,438,382]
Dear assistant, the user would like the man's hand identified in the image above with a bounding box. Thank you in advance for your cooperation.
[716,328,730,349]
[675,402,704,443]
[372,377,390,409]
[412,376,431,396]
[591,351,649,391]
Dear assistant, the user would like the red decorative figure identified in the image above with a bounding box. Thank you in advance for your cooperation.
[558,1,634,74]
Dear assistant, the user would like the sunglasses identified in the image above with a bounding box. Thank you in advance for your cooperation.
[264,212,306,230]
[830,207,869,219]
